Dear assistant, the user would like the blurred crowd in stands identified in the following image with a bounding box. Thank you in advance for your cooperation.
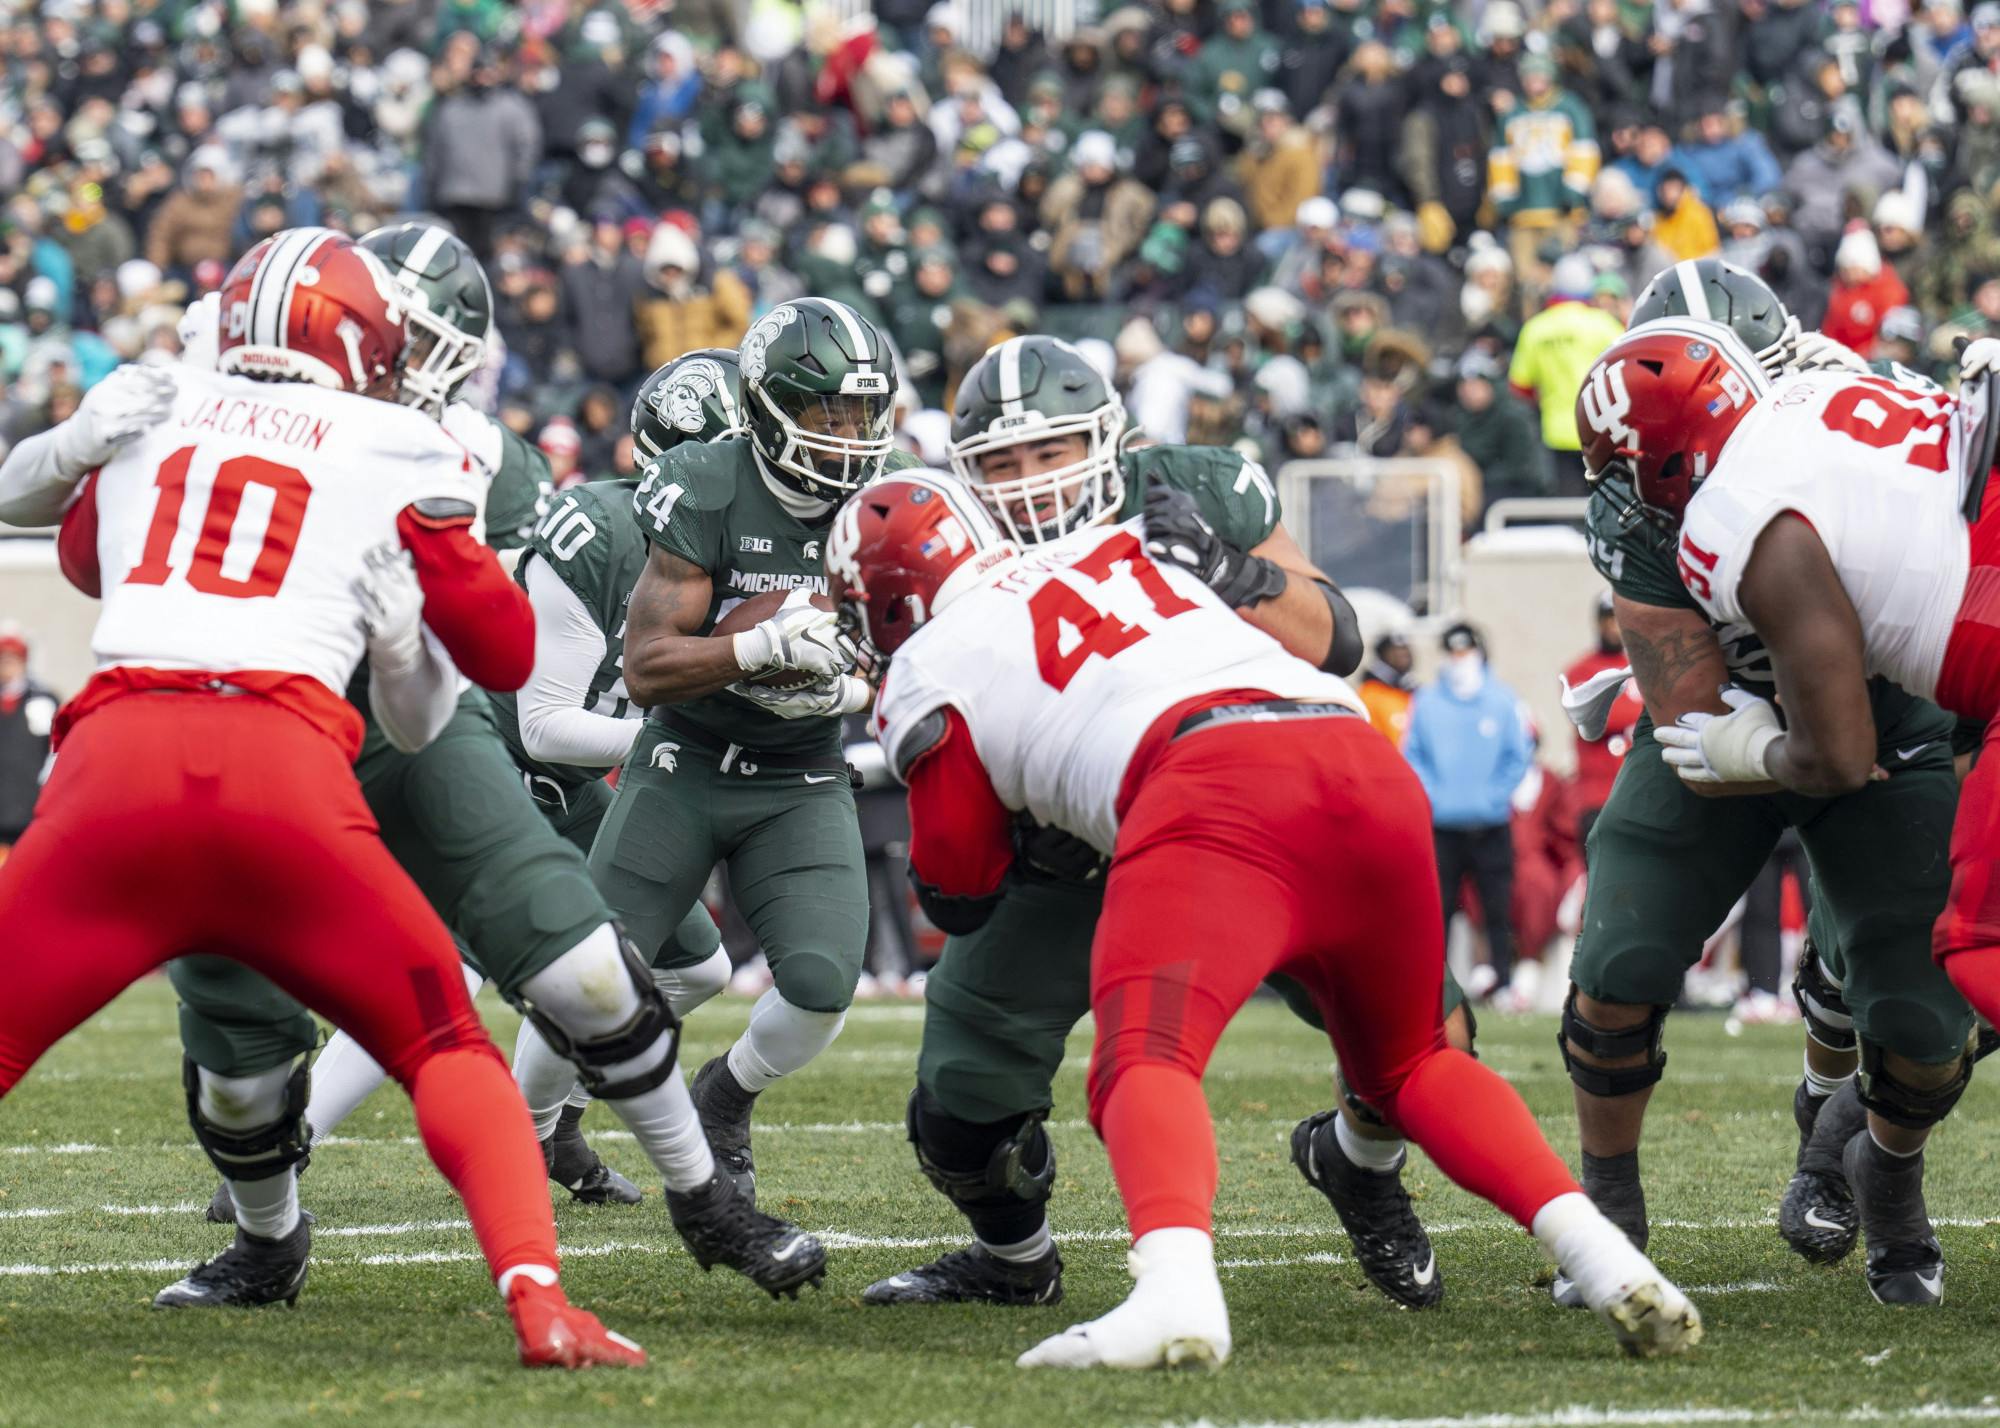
[6,0,1999,532]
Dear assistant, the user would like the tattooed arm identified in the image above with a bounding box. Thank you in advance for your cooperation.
[1617,594,1780,797]
[621,545,739,706]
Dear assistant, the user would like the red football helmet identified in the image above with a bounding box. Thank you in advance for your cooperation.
[825,470,1019,662]
[216,228,410,399]
[1576,318,1771,525]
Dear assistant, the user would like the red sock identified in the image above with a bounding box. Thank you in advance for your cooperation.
[1945,946,2000,1028]
[409,1047,560,1284]
[1100,1064,1218,1240]
[1385,1047,1581,1228]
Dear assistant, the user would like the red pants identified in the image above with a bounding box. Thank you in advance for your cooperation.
[0,690,557,1281]
[1087,714,1579,1239]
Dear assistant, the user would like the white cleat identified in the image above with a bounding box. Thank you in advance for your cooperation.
[1017,1229,1231,1371]
[1599,1276,1704,1359]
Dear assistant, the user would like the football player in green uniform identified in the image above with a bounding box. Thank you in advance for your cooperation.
[859,334,1472,1313]
[600,298,905,1205]
[164,231,824,1309]
[1556,258,1975,1307]
[494,350,748,1176]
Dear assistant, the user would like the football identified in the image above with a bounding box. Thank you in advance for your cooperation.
[712,588,837,690]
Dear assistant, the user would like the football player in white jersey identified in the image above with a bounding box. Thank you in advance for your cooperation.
[829,471,1703,1370]
[0,230,643,1369]
[1576,319,1999,1304]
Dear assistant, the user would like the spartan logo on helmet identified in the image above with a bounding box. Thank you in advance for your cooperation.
[740,305,793,387]
[667,358,731,433]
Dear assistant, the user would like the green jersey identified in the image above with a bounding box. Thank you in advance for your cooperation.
[632,436,920,754]
[1585,474,1952,758]
[491,478,649,791]
[442,400,554,552]
[1112,442,1280,551]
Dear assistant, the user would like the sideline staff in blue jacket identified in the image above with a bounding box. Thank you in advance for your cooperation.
[1403,622,1532,997]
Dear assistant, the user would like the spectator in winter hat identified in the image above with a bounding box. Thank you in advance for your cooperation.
[1783,106,1903,264]
[1876,306,1929,374]
[538,418,583,489]
[1189,197,1260,301]
[1921,191,2000,315]
[1873,190,1928,290]
[862,90,941,193]
[1400,49,1486,252]
[143,149,241,280]
[1280,0,1351,122]
[1042,128,1157,300]
[1236,90,1322,233]
[1487,52,1600,286]
[1453,345,1549,511]
[1189,0,1281,133]
[1651,168,1721,261]
[1823,227,1910,356]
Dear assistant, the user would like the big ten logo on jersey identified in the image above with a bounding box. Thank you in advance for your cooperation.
[1005,529,1200,691]
[535,494,596,560]
[739,535,773,553]
[125,442,312,599]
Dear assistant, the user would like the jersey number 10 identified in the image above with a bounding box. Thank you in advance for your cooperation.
[1030,531,1199,691]
[125,445,312,599]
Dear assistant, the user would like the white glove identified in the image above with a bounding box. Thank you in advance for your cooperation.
[52,365,179,475]
[731,588,854,678]
[1962,337,2000,384]
[354,545,427,674]
[1654,687,1783,785]
[1559,663,1635,741]
[1789,331,1871,375]
[726,673,872,720]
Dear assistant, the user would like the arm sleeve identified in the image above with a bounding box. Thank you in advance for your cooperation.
[56,472,101,597]
[518,555,640,768]
[905,707,1014,903]
[367,626,462,754]
[0,427,90,527]
[397,505,537,692]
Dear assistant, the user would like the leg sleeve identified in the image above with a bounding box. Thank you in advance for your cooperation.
[725,773,871,1014]
[1571,725,1786,1006]
[918,878,1102,1123]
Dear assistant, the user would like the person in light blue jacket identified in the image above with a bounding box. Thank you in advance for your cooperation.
[1402,621,1532,998]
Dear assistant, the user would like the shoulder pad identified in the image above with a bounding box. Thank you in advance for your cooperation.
[889,707,951,783]
[404,496,478,529]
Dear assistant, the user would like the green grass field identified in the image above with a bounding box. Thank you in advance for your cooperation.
[2,980,1999,1428]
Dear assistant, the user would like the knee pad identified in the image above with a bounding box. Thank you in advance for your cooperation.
[907,1087,1055,1212]
[770,947,859,1014]
[516,925,681,1101]
[1558,987,1668,1099]
[182,1056,311,1183]
[1793,939,1856,1053]
[1856,1040,1974,1130]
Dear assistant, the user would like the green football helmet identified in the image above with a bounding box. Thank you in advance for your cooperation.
[739,297,898,498]
[1629,258,1797,380]
[632,348,743,462]
[358,221,493,418]
[949,335,1127,544]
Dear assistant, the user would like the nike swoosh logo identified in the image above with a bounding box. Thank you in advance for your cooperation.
[770,1234,810,1263]
[1804,1208,1848,1232]
[802,773,837,785]
[1896,742,1935,761]
[1411,1252,1436,1287]
[1915,1270,1943,1297]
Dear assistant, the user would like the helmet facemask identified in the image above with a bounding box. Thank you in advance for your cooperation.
[394,295,487,419]
[754,384,896,496]
[1753,311,1802,381]
[949,401,1128,544]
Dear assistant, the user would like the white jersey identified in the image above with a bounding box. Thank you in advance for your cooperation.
[875,519,1361,854]
[1677,370,1971,702]
[88,367,485,696]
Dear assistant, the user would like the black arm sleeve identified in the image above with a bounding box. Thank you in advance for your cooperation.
[1317,578,1364,677]
[909,865,1006,936]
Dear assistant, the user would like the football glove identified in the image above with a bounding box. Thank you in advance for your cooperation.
[1789,331,1871,375]
[1142,484,1285,608]
[727,673,872,720]
[1012,817,1109,884]
[1559,663,1635,741]
[732,588,855,679]
[54,364,178,475]
[354,544,428,674]
[1962,337,2000,384]
[1654,686,1782,785]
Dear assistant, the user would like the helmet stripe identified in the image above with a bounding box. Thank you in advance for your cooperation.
[398,224,450,295]
[277,230,340,363]
[824,298,874,363]
[998,336,1025,416]
[252,227,323,346]
[1676,259,1711,320]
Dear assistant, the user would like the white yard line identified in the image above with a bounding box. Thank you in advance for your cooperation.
[1155,1405,2000,1428]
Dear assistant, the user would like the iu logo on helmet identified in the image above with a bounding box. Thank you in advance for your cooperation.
[1580,359,1637,448]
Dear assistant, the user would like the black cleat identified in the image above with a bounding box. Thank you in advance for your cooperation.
[1780,1080,1864,1264]
[153,1220,311,1308]
[1291,1110,1442,1310]
[862,1244,1064,1306]
[666,1171,824,1298]
[1844,1132,1944,1307]
[690,1055,759,1204]
[543,1102,643,1206]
